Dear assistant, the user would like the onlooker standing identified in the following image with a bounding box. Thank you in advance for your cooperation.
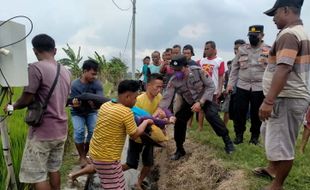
[172,44,182,56]
[228,39,246,121]
[139,56,151,91]
[227,25,270,145]
[149,51,162,74]
[183,44,198,66]
[12,34,71,190]
[89,80,152,190]
[200,41,226,102]
[199,41,227,130]
[253,1,310,189]
[161,48,174,88]
[70,60,103,167]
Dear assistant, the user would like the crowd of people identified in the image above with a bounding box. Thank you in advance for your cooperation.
[5,0,310,190]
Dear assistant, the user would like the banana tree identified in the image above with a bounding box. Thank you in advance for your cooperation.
[58,44,83,79]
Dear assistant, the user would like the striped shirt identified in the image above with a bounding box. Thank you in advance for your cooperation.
[89,101,137,162]
[263,20,310,100]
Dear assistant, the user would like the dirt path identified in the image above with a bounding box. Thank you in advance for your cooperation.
[149,128,250,190]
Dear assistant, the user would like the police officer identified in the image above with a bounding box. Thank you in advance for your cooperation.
[227,25,271,145]
[155,55,235,160]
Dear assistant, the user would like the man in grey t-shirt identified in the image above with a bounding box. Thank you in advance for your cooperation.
[13,34,71,190]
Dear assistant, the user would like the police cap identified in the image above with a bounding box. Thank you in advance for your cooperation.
[170,55,188,68]
[248,25,264,35]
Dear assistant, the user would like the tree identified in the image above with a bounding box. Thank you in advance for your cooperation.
[106,57,128,87]
[58,44,83,79]
[88,51,107,82]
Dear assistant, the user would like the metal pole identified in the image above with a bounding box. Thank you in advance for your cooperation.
[0,118,18,190]
[131,0,136,79]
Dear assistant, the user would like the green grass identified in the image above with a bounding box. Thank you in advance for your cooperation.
[0,88,29,190]
[189,119,310,190]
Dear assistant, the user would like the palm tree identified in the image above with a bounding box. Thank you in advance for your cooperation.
[58,44,83,79]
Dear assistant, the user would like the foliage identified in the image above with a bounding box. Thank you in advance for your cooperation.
[88,51,107,82]
[88,51,128,90]
[106,57,128,86]
[58,44,83,79]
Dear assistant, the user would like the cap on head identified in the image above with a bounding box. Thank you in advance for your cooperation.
[264,0,304,16]
[183,44,195,56]
[170,54,188,68]
[248,25,264,35]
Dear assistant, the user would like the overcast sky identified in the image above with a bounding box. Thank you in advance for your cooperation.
[1,0,310,72]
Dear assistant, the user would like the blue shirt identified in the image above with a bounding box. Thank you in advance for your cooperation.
[142,64,150,83]
[149,64,161,74]
[70,79,103,115]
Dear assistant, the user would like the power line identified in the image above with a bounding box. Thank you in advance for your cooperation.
[112,0,131,11]
[0,15,33,49]
[122,17,133,57]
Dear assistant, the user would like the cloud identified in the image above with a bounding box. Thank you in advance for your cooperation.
[178,23,208,39]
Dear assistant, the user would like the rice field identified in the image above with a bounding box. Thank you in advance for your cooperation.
[0,88,28,190]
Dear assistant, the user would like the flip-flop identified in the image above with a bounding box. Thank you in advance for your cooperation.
[252,167,275,179]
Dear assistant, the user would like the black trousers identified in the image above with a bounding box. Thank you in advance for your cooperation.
[233,87,264,137]
[174,100,229,151]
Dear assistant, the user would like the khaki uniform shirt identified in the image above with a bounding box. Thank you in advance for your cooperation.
[159,66,215,109]
[228,43,271,92]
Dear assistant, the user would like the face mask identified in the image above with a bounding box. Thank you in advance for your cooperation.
[175,71,185,80]
[249,35,260,46]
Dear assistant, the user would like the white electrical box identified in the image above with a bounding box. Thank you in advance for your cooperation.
[0,20,28,87]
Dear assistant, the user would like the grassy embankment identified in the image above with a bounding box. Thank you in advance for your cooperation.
[189,119,310,190]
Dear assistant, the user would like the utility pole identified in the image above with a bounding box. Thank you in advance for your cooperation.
[131,0,136,79]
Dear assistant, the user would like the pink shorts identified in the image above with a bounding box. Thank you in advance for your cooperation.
[92,160,125,190]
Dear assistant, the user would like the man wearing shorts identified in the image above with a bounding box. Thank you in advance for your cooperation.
[254,0,310,189]
[12,34,71,190]
[123,73,164,190]
[89,80,153,190]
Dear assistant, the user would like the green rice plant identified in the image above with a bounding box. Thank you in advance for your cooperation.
[0,87,29,190]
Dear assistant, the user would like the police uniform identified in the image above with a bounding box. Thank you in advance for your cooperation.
[159,55,234,160]
[228,25,271,144]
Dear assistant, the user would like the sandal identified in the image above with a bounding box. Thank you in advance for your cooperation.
[252,167,275,180]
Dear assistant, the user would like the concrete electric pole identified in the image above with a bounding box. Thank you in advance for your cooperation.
[131,0,136,79]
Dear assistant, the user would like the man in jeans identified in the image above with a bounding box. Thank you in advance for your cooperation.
[70,60,103,167]
[12,34,71,190]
